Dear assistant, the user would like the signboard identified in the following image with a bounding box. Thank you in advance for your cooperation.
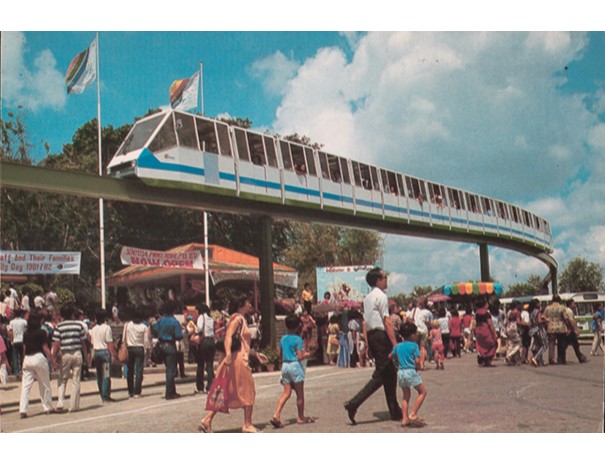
[316,265,373,303]
[211,270,298,289]
[120,246,204,269]
[0,251,81,275]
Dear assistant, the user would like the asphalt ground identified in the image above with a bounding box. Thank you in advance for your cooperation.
[1,348,603,462]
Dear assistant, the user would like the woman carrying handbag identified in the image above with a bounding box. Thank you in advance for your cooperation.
[199,296,259,433]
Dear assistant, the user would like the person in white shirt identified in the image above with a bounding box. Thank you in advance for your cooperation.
[195,304,216,394]
[90,310,116,402]
[8,310,28,377]
[344,267,402,425]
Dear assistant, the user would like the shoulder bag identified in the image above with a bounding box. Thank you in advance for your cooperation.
[118,323,129,363]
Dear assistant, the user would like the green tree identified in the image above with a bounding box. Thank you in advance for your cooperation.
[559,257,604,292]
[506,274,544,297]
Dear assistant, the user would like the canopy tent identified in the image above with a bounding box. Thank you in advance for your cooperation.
[103,243,298,295]
[428,282,504,304]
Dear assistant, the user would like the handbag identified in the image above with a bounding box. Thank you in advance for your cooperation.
[151,342,164,365]
[230,316,243,352]
[190,314,204,346]
[205,368,230,413]
[117,323,129,363]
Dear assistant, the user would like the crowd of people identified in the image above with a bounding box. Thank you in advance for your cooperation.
[2,276,602,432]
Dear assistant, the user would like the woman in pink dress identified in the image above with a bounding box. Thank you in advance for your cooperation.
[198,296,259,433]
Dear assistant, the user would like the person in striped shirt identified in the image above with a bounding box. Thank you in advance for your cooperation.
[52,303,89,412]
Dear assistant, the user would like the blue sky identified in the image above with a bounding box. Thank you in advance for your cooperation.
[2,10,604,295]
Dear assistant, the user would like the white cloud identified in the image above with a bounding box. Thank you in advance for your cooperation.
[249,51,300,97]
[1,32,66,112]
[261,32,604,293]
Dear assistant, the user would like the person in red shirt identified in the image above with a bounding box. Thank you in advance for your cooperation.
[462,307,474,353]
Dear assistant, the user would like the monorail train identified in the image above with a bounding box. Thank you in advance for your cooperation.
[107,109,553,253]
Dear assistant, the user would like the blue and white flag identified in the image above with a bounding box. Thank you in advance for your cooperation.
[65,37,97,94]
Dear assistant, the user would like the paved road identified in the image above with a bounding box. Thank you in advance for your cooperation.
[1,352,603,433]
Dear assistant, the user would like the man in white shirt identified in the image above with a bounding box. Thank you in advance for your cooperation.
[411,298,432,370]
[344,267,402,425]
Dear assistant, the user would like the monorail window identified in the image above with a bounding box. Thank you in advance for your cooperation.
[482,197,493,216]
[117,114,164,156]
[149,114,177,153]
[174,114,199,150]
[406,176,426,202]
[327,154,342,183]
[304,148,317,176]
[430,183,445,206]
[465,193,480,214]
[216,123,232,157]
[264,136,278,168]
[523,211,532,227]
[318,152,330,179]
[534,216,542,232]
[448,188,463,210]
[196,119,219,154]
[511,206,520,223]
[497,201,508,220]
[352,161,363,187]
[359,163,372,190]
[370,166,380,191]
[235,128,250,162]
[291,144,307,174]
[396,174,406,197]
[339,158,351,184]
[386,172,398,195]
[248,132,266,166]
[280,141,293,170]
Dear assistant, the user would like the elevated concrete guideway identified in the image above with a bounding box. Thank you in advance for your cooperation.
[1,162,558,343]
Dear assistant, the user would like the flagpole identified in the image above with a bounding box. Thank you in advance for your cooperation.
[96,31,107,310]
[200,60,210,308]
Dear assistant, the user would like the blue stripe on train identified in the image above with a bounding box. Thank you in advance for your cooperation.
[137,153,547,246]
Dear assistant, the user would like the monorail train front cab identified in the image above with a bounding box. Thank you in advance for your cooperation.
[107,110,238,195]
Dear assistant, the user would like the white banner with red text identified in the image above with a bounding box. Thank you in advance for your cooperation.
[120,246,204,269]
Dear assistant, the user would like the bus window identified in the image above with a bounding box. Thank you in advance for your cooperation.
[264,136,278,168]
[216,122,232,157]
[280,141,293,170]
[196,118,219,154]
[291,143,307,174]
[174,113,199,149]
[352,161,363,187]
[318,152,330,180]
[327,154,342,182]
[248,132,266,166]
[304,147,317,176]
[149,114,177,153]
[339,158,351,184]
[118,113,164,156]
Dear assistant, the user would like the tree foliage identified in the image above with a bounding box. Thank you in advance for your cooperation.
[559,257,604,292]
[505,274,545,297]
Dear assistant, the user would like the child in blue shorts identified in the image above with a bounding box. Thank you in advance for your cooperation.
[390,321,428,428]
[270,314,315,428]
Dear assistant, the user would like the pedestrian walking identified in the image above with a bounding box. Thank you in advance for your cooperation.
[471,296,497,367]
[590,303,604,356]
[151,300,183,400]
[90,309,117,402]
[270,314,315,428]
[343,267,402,425]
[125,307,151,398]
[18,313,57,418]
[390,321,427,428]
[195,303,216,394]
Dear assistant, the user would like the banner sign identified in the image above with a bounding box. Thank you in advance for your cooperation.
[0,251,81,275]
[316,265,374,303]
[120,246,204,269]
[210,270,298,289]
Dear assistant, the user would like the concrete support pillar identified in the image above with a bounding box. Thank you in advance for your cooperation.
[550,265,559,295]
[258,216,276,349]
[479,243,490,282]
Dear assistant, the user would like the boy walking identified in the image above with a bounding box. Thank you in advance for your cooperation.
[270,314,315,428]
[390,321,428,428]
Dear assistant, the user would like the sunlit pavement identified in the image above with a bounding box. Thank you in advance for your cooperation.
[1,350,603,433]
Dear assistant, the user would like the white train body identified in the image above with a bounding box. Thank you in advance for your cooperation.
[107,110,553,253]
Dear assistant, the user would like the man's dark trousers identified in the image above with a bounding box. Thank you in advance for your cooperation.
[346,329,402,420]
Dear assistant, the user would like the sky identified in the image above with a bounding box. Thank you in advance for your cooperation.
[2,5,605,297]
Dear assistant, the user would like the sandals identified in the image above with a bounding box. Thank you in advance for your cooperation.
[296,416,315,425]
[197,422,213,433]
[242,425,260,433]
[401,418,426,428]
[270,417,284,429]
